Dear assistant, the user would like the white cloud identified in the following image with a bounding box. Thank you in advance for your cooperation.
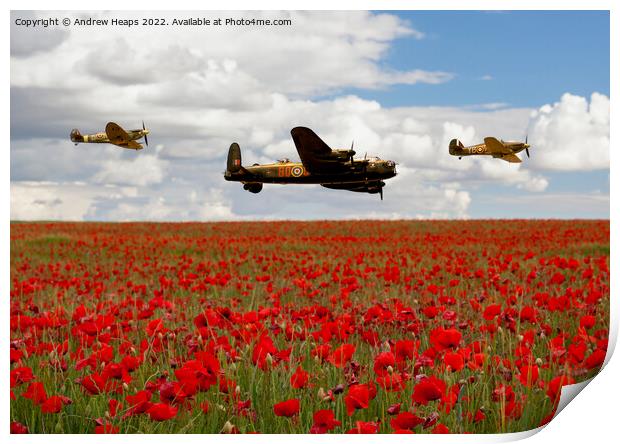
[11,11,450,96]
[10,182,136,221]
[527,92,609,171]
[93,153,168,187]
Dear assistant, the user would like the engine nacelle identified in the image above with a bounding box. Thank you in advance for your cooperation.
[243,183,263,194]
[328,149,356,161]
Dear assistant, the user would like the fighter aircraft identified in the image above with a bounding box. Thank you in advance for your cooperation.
[449,136,531,163]
[224,127,397,199]
[70,122,149,150]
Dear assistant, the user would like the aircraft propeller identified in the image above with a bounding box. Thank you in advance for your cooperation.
[525,135,530,158]
[349,140,355,162]
[143,121,149,147]
[379,186,383,201]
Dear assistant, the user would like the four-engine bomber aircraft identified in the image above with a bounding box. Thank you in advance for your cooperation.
[224,127,397,199]
[449,136,531,163]
[70,122,150,150]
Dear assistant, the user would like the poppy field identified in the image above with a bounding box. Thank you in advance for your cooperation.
[9,220,610,434]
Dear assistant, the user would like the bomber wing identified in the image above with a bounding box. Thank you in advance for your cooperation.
[500,153,522,163]
[105,122,131,146]
[290,127,341,174]
[484,137,511,154]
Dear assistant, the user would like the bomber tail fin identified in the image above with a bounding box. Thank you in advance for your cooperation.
[226,143,243,174]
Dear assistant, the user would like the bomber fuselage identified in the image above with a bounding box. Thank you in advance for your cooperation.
[224,159,397,185]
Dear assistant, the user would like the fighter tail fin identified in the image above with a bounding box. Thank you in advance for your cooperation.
[449,138,464,154]
[226,143,242,173]
[70,129,84,143]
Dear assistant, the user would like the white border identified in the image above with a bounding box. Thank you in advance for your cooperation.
[5,2,617,443]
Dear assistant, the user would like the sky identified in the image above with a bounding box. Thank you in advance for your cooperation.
[10,10,610,221]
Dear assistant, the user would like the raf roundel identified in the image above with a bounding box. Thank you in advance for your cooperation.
[291,166,304,177]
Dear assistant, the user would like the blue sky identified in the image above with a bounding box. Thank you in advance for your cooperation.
[10,11,610,221]
[350,11,610,108]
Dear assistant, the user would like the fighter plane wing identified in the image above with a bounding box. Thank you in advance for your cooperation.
[484,137,511,154]
[290,127,337,174]
[500,153,522,163]
[122,140,144,150]
[105,122,131,146]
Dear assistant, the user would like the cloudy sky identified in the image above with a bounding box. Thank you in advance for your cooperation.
[10,10,610,221]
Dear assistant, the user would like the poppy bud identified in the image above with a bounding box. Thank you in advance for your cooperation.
[497,326,503,334]
[229,363,237,371]
[387,365,394,375]
[158,332,164,340]
[535,358,543,366]
[265,353,273,367]
[222,421,235,433]
[54,422,63,433]
[235,385,241,396]
[517,335,524,341]
[122,382,129,391]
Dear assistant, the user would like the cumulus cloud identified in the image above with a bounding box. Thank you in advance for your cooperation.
[527,92,609,171]
[10,182,136,220]
[93,151,168,186]
[11,11,70,58]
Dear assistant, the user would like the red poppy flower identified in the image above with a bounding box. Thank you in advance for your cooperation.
[390,411,424,431]
[147,402,178,421]
[273,398,300,417]
[432,423,450,434]
[518,365,539,386]
[290,366,309,389]
[346,421,379,434]
[585,349,606,369]
[310,409,341,433]
[483,304,502,320]
[392,339,416,362]
[444,352,464,372]
[22,382,47,405]
[579,315,596,330]
[373,351,396,376]
[547,375,575,402]
[430,327,462,350]
[94,423,119,434]
[412,377,446,405]
[376,372,406,392]
[10,367,34,387]
[41,395,70,413]
[10,421,29,434]
[328,344,356,368]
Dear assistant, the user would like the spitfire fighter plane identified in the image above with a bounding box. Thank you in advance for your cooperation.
[70,122,150,150]
[449,137,531,163]
[224,127,397,199]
